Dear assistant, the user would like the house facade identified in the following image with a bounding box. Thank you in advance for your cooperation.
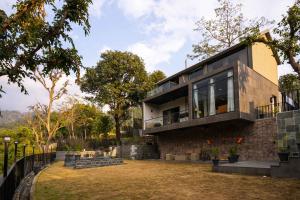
[142,33,281,161]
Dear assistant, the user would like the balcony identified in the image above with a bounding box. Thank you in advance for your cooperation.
[147,81,178,97]
[256,89,300,119]
[144,110,189,129]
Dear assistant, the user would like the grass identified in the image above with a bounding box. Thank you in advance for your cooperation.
[35,160,300,200]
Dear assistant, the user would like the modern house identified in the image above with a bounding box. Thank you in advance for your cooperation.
[142,32,282,161]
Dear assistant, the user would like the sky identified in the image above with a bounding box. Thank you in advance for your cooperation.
[0,0,296,112]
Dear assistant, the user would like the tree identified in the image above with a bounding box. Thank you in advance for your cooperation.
[148,70,166,89]
[28,68,68,149]
[246,1,300,78]
[96,115,114,140]
[190,0,270,60]
[0,0,92,96]
[279,74,300,92]
[60,96,80,139]
[80,51,149,142]
[75,104,101,140]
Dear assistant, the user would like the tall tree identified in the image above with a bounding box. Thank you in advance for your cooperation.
[95,115,114,140]
[0,0,91,96]
[246,0,300,78]
[60,96,80,139]
[75,104,101,140]
[190,0,270,60]
[28,68,68,149]
[80,51,148,142]
[279,74,300,92]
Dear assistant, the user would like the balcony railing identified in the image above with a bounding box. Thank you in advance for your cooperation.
[147,81,178,97]
[256,102,300,119]
[144,110,189,129]
[256,89,300,119]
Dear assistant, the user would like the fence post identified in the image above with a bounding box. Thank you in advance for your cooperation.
[3,136,11,177]
[42,145,45,165]
[32,145,35,170]
[23,144,27,175]
[14,141,18,162]
[22,144,26,157]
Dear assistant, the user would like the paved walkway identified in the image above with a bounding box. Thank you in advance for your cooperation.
[220,161,279,169]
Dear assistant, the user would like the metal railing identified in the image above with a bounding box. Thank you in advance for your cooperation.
[256,102,300,119]
[256,89,300,119]
[0,152,56,200]
[147,81,178,97]
[145,110,189,129]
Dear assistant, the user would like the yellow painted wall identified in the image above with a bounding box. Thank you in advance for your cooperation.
[251,42,278,85]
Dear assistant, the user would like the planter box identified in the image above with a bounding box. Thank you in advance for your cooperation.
[190,153,199,161]
[174,155,188,161]
[166,154,174,160]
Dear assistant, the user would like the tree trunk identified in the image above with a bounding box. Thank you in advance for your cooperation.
[288,54,300,79]
[71,122,75,139]
[84,128,87,140]
[115,116,121,143]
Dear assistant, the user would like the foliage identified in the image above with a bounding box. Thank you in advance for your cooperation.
[148,70,166,89]
[190,0,270,60]
[279,74,300,92]
[59,98,102,140]
[278,147,290,153]
[0,0,92,96]
[0,126,39,172]
[211,147,220,159]
[121,136,143,145]
[278,133,290,152]
[246,0,300,77]
[80,50,149,142]
[95,115,114,137]
[228,145,238,156]
[76,104,102,139]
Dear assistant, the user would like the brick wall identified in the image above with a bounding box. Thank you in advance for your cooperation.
[157,118,278,161]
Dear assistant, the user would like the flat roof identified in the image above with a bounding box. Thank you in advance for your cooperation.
[156,31,280,85]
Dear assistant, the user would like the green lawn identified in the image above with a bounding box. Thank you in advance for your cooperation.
[34,161,300,200]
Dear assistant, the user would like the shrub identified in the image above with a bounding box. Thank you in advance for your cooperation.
[211,147,220,159]
[228,145,238,156]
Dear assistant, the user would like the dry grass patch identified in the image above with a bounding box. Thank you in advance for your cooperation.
[35,160,300,200]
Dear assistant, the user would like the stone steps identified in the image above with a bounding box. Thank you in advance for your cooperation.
[271,157,300,178]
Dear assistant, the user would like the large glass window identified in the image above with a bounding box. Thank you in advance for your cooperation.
[193,70,234,119]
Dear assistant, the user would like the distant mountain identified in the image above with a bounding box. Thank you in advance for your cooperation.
[0,110,26,128]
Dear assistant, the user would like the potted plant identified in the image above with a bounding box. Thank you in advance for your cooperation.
[211,147,220,166]
[228,145,239,163]
[277,133,290,162]
[278,147,290,162]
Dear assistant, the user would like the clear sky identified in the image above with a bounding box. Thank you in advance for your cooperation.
[0,0,296,112]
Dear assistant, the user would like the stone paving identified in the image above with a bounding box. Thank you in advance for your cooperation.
[220,161,279,168]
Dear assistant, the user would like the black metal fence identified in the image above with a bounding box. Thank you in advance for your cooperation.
[256,89,300,119]
[0,152,56,200]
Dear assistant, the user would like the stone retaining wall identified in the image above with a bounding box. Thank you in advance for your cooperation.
[118,144,160,160]
[13,172,35,200]
[157,118,278,161]
[64,155,123,169]
[277,110,300,153]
